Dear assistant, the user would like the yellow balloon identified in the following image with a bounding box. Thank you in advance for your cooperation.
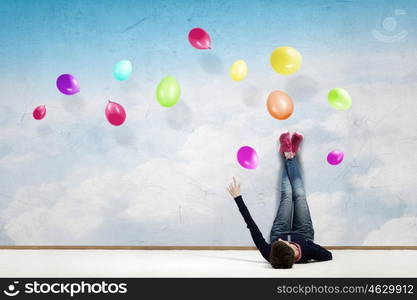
[270,46,302,75]
[229,59,248,81]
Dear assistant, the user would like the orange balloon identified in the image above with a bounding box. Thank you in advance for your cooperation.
[266,91,294,120]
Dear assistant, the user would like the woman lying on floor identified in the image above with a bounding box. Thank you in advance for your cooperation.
[227,131,332,268]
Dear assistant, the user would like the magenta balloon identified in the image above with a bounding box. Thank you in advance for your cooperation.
[327,150,344,165]
[56,74,80,95]
[33,105,46,120]
[188,27,211,49]
[237,146,258,169]
[105,100,126,126]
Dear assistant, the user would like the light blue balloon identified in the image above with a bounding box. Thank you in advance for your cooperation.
[113,59,133,81]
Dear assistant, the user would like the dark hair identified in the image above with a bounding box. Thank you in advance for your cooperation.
[270,240,295,269]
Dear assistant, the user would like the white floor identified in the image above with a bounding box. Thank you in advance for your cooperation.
[0,250,416,277]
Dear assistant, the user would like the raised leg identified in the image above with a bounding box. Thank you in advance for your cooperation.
[270,158,293,243]
[285,156,314,241]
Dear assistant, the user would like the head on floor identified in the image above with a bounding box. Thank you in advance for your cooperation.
[270,240,295,269]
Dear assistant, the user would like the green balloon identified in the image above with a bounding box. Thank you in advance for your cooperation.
[327,88,352,110]
[156,76,181,107]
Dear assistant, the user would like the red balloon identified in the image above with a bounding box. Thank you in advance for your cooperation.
[188,27,211,50]
[33,105,46,120]
[105,100,126,126]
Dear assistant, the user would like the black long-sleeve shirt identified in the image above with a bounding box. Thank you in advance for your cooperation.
[234,195,332,263]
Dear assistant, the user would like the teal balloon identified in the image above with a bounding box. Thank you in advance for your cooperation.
[156,76,181,107]
[113,60,132,81]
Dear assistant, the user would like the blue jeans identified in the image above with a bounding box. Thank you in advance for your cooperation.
[270,156,314,243]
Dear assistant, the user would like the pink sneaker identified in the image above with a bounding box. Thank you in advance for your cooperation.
[278,131,292,155]
[291,132,304,155]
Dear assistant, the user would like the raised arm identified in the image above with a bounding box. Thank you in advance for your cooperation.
[228,177,271,261]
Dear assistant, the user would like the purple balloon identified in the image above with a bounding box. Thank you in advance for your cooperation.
[56,74,80,95]
[327,150,344,165]
[237,146,258,169]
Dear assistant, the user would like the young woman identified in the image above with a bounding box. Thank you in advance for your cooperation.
[227,131,332,268]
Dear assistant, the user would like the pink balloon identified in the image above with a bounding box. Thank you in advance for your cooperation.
[237,146,258,169]
[327,150,344,165]
[33,105,46,120]
[105,100,126,126]
[188,27,211,50]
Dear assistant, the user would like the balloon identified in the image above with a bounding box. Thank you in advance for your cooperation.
[237,146,258,169]
[266,91,294,120]
[105,100,126,126]
[229,60,248,81]
[56,74,80,95]
[113,59,132,81]
[188,27,211,49]
[156,76,181,107]
[270,46,302,75]
[327,150,344,165]
[328,88,352,110]
[33,105,46,120]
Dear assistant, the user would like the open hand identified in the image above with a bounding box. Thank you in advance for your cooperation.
[227,176,241,198]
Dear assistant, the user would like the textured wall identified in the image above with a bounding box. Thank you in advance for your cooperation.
[0,0,416,245]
